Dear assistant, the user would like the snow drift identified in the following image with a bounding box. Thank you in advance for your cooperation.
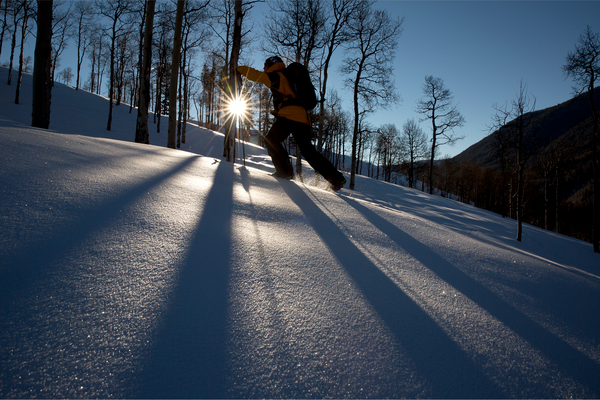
[1,69,599,398]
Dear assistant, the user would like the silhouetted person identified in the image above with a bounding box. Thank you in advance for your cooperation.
[238,56,346,191]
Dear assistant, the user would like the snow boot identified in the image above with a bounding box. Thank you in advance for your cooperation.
[331,177,346,192]
[270,171,295,180]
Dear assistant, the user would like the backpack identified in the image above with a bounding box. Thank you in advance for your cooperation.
[281,62,318,111]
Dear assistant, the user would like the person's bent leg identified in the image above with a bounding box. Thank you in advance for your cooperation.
[265,118,293,176]
[291,120,344,186]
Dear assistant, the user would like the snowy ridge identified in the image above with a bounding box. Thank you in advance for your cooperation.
[1,70,599,398]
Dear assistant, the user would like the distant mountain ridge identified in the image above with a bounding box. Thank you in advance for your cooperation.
[450,87,599,242]
[453,87,600,169]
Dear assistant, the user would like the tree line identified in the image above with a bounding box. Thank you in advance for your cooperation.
[420,26,599,252]
[5,1,599,251]
[4,0,410,183]
[3,0,427,188]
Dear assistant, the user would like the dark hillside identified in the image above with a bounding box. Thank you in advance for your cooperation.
[454,88,600,169]
[449,87,599,242]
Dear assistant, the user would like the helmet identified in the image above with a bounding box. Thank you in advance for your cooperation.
[264,56,284,69]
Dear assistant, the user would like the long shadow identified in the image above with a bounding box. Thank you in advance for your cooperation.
[0,155,199,309]
[0,155,203,398]
[343,196,600,397]
[133,161,234,398]
[281,183,502,398]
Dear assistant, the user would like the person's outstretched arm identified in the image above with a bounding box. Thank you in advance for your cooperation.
[237,66,273,86]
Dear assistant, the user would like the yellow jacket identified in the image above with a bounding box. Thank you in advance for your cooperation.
[237,62,309,125]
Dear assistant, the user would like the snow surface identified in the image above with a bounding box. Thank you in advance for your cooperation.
[1,69,599,398]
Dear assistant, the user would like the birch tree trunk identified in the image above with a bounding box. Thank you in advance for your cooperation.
[15,2,29,105]
[32,0,53,129]
[167,0,185,149]
[135,0,155,144]
[224,0,242,163]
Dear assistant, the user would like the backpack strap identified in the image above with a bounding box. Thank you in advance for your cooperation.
[266,71,281,89]
[267,71,295,111]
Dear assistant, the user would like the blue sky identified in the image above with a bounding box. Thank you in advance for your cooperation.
[2,1,598,158]
[341,1,600,157]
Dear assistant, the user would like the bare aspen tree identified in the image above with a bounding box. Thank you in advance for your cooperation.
[539,143,564,232]
[167,0,184,149]
[199,55,219,127]
[72,1,93,90]
[209,0,234,74]
[355,117,372,176]
[415,75,465,195]
[263,0,325,65]
[209,0,255,145]
[179,0,211,146]
[486,108,515,219]
[341,0,403,190]
[400,118,428,189]
[489,81,536,242]
[152,8,172,131]
[85,24,104,94]
[314,0,359,185]
[208,0,255,72]
[563,25,600,253]
[50,1,73,87]
[376,124,401,182]
[223,0,242,161]
[210,0,256,160]
[0,0,10,61]
[212,0,237,155]
[7,0,24,85]
[32,0,52,129]
[14,0,33,104]
[133,0,147,110]
[96,0,134,131]
[513,84,536,243]
[135,0,155,144]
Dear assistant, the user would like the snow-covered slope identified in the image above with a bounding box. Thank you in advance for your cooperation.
[1,70,599,398]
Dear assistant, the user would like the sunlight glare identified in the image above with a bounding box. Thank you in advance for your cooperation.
[228,97,247,117]
[214,77,259,133]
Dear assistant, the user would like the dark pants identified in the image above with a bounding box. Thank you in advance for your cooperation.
[265,117,343,185]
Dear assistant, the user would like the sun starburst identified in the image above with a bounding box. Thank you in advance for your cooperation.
[218,77,258,131]
[228,97,247,118]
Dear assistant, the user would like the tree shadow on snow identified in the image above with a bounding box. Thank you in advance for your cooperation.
[342,196,600,398]
[280,183,502,398]
[0,155,199,309]
[133,161,235,398]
